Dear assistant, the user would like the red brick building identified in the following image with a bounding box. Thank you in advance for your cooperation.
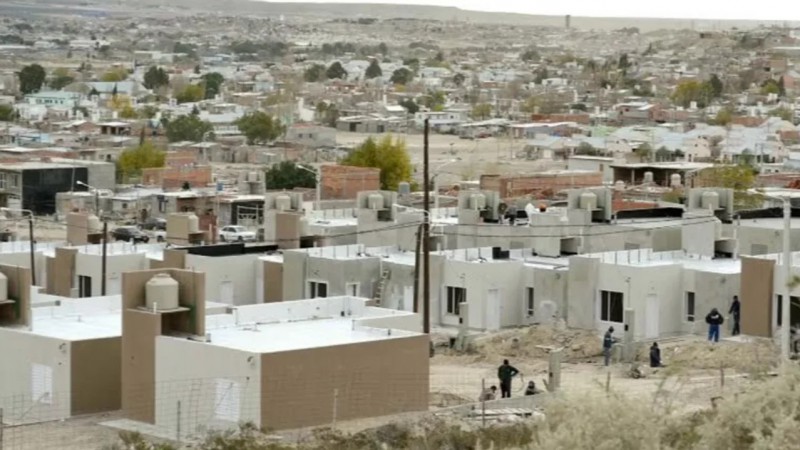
[480,171,603,200]
[321,165,381,200]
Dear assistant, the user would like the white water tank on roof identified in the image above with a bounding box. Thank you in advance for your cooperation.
[579,191,598,210]
[248,171,260,183]
[469,193,486,210]
[87,215,102,234]
[275,194,292,211]
[701,191,720,211]
[187,214,199,233]
[643,171,654,184]
[145,273,179,311]
[614,180,626,191]
[670,173,682,188]
[368,193,385,210]
[0,272,7,302]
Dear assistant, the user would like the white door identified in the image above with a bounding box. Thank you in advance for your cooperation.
[402,286,414,312]
[486,288,501,330]
[220,281,234,305]
[107,277,121,296]
[645,294,659,339]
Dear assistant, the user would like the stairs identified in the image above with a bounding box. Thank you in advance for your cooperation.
[373,268,390,305]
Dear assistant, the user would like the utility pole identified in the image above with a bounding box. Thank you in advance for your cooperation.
[101,221,108,296]
[28,217,35,286]
[423,118,431,334]
[782,199,791,362]
[412,223,422,313]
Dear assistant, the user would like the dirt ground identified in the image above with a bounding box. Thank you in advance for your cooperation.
[1,327,776,449]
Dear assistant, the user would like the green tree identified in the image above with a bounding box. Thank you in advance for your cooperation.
[636,143,653,162]
[116,142,166,183]
[575,142,599,156]
[768,107,794,122]
[49,74,74,90]
[342,135,412,190]
[420,91,446,111]
[521,48,539,62]
[164,114,214,142]
[101,68,128,82]
[315,102,339,127]
[708,73,724,98]
[452,72,466,86]
[143,66,169,90]
[365,59,383,79]
[711,106,734,126]
[304,64,326,82]
[235,111,285,145]
[326,61,348,80]
[618,53,630,70]
[18,64,46,95]
[700,165,760,209]
[200,72,224,99]
[761,79,781,96]
[402,57,420,73]
[175,84,204,103]
[264,161,317,190]
[654,146,673,161]
[390,67,413,85]
[0,104,15,122]
[399,98,419,114]
[471,103,492,120]
[671,80,712,108]
[138,105,159,119]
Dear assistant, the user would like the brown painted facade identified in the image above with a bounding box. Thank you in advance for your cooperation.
[259,335,429,430]
[740,256,775,337]
[70,337,122,415]
[121,269,206,423]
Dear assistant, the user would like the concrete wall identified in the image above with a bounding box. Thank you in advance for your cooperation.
[282,249,381,301]
[681,269,740,336]
[0,329,71,424]
[437,259,522,330]
[566,256,600,330]
[154,337,261,433]
[75,253,148,297]
[185,254,260,306]
[741,257,775,337]
[738,226,800,256]
[520,265,569,324]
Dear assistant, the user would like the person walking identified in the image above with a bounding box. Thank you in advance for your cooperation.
[729,295,741,336]
[649,342,662,368]
[706,308,724,342]
[603,326,617,366]
[497,359,519,398]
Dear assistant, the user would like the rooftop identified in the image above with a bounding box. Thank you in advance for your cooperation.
[589,249,741,274]
[197,296,420,353]
[27,295,121,341]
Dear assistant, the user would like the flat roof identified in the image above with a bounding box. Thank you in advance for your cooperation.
[609,162,713,170]
[27,296,121,341]
[739,218,800,230]
[198,297,420,353]
[590,249,740,274]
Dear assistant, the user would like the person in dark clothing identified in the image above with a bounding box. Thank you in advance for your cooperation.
[729,296,741,336]
[524,381,538,396]
[706,308,724,342]
[650,342,662,368]
[497,359,520,398]
[603,326,617,366]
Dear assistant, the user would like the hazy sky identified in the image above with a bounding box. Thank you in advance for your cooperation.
[270,0,795,21]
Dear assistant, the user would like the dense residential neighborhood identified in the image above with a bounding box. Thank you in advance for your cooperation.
[1,1,800,449]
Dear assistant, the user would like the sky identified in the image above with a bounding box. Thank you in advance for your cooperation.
[269,0,798,21]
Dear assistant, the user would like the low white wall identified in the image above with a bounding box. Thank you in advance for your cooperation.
[0,329,71,425]
[155,337,261,436]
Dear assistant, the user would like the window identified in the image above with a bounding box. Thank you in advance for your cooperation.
[686,292,696,322]
[776,295,800,327]
[526,287,535,317]
[446,286,465,315]
[213,379,241,422]
[0,173,6,189]
[78,275,92,298]
[600,290,624,322]
[308,281,327,298]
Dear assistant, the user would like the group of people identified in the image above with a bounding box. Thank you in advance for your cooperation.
[602,296,742,367]
[479,297,744,401]
[479,359,539,401]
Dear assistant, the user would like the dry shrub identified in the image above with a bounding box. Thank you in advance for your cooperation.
[693,368,800,450]
[661,339,778,375]
[474,325,602,363]
[530,393,662,450]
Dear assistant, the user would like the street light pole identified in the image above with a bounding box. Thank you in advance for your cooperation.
[423,118,431,335]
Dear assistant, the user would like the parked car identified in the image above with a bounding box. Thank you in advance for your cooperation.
[112,226,150,243]
[219,225,257,242]
[140,217,166,231]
